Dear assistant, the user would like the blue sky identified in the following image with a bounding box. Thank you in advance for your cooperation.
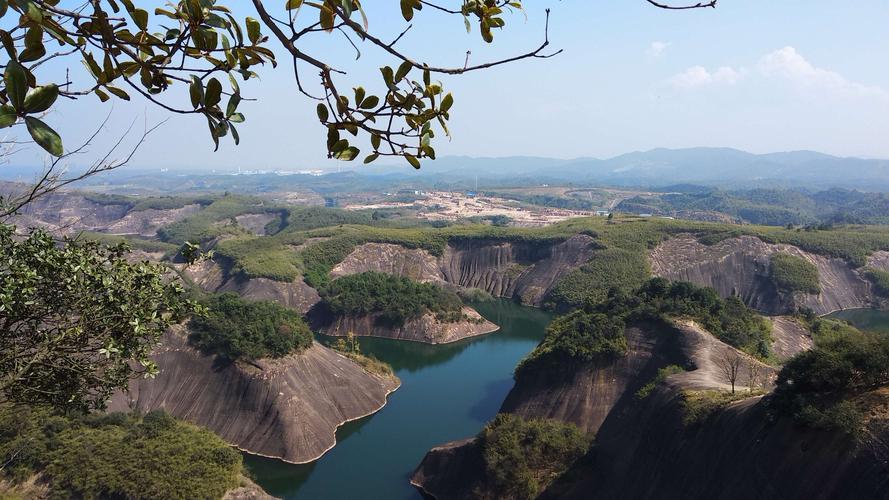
[10,0,889,171]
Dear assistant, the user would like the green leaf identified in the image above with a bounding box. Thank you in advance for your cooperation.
[205,78,222,108]
[334,146,360,161]
[19,26,45,63]
[360,96,379,110]
[440,93,454,113]
[226,93,241,117]
[285,0,303,10]
[106,86,130,101]
[4,60,27,112]
[25,116,63,156]
[370,134,381,150]
[245,17,261,44]
[0,104,16,129]
[380,66,395,89]
[132,8,149,31]
[400,0,414,21]
[405,153,420,169]
[395,61,412,82]
[228,112,245,123]
[189,76,204,108]
[363,153,379,164]
[316,103,329,122]
[24,84,58,113]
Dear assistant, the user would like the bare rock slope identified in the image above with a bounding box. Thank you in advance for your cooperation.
[182,260,320,314]
[331,235,599,306]
[650,235,872,315]
[110,328,399,464]
[324,307,498,344]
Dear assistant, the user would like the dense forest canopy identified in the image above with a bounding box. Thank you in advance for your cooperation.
[322,271,464,327]
[0,408,242,499]
[188,293,314,361]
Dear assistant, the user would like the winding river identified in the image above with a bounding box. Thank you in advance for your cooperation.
[245,299,553,499]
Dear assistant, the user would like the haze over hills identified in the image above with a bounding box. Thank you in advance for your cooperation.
[368,148,889,190]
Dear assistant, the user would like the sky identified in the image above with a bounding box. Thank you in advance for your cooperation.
[8,0,889,171]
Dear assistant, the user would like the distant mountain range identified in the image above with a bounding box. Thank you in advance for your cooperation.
[362,148,889,190]
[6,147,889,192]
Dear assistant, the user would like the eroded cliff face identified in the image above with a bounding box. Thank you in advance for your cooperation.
[500,324,684,434]
[411,320,789,500]
[8,191,201,236]
[109,328,399,464]
[543,383,889,500]
[650,235,871,315]
[181,260,320,314]
[330,235,599,306]
[323,307,499,344]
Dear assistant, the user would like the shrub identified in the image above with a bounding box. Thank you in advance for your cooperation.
[636,365,687,399]
[769,253,821,294]
[0,408,241,499]
[864,268,889,297]
[771,332,889,434]
[189,293,313,361]
[519,278,773,379]
[476,414,591,500]
[682,389,763,426]
[322,272,464,327]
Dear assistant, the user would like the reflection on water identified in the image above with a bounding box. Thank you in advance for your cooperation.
[828,308,889,335]
[244,299,552,500]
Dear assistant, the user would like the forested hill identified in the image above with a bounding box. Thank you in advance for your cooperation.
[617,187,889,226]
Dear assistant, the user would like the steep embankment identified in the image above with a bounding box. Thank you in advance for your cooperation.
[650,235,872,315]
[9,191,200,236]
[542,334,889,499]
[412,320,795,500]
[182,259,320,314]
[324,307,498,344]
[500,323,683,433]
[109,328,399,464]
[330,235,599,306]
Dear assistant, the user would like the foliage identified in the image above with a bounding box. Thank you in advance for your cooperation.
[771,331,889,435]
[475,413,591,500]
[769,253,821,294]
[0,224,194,413]
[77,231,181,256]
[636,365,687,399]
[546,247,649,311]
[321,272,463,327]
[864,268,889,297]
[681,389,764,427]
[0,407,241,499]
[519,278,772,379]
[459,287,496,303]
[0,0,562,166]
[188,293,313,361]
[156,195,270,244]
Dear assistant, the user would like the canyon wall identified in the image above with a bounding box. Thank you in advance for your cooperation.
[323,307,498,344]
[109,328,399,464]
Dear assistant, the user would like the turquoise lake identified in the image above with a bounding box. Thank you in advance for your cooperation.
[828,308,889,335]
[244,299,553,499]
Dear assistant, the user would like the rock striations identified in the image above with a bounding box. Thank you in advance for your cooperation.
[331,235,599,306]
[109,328,399,464]
[649,235,873,315]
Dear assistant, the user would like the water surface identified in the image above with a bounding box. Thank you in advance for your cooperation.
[245,299,552,499]
[828,308,889,335]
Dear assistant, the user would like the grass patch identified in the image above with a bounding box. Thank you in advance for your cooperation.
[682,389,764,426]
[636,365,687,400]
[864,268,889,297]
[769,253,821,294]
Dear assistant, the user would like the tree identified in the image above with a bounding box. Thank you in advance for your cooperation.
[717,349,743,394]
[0,0,717,169]
[0,226,196,412]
